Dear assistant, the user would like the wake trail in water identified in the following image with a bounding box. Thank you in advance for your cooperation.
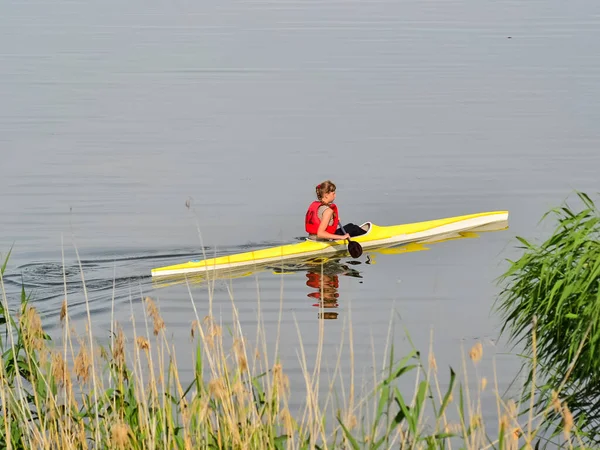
[2,240,290,317]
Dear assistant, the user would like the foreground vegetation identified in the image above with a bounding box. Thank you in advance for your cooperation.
[0,272,517,449]
[0,191,597,449]
[496,191,600,446]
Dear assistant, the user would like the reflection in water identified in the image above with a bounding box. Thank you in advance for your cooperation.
[297,230,481,320]
[303,259,363,320]
[307,272,339,319]
[271,256,364,320]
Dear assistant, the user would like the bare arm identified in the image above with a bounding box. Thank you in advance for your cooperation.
[316,208,350,240]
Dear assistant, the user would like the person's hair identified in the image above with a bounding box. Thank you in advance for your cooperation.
[315,180,336,201]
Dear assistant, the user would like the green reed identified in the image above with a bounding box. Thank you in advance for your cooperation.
[495,191,600,446]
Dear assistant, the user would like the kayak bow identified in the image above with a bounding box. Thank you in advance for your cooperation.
[151,210,508,278]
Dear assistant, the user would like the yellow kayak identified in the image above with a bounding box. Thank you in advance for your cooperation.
[151,210,509,278]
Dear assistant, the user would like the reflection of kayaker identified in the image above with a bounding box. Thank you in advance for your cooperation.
[305,180,367,241]
[306,271,340,319]
[306,271,339,293]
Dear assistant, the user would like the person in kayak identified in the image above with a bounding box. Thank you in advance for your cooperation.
[305,180,367,241]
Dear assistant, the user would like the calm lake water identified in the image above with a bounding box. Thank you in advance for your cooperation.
[2,0,599,432]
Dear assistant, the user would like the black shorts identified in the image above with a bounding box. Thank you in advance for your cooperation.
[335,223,367,238]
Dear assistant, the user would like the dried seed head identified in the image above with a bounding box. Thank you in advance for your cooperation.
[428,353,437,372]
[238,355,248,372]
[203,316,220,333]
[280,408,294,436]
[145,296,158,315]
[347,414,358,430]
[272,363,289,394]
[208,378,227,400]
[233,338,248,372]
[145,297,165,336]
[499,415,510,432]
[210,323,222,338]
[51,351,68,387]
[198,397,211,422]
[469,342,483,362]
[111,422,130,448]
[233,337,244,352]
[39,347,50,366]
[562,404,573,439]
[60,300,67,324]
[190,320,200,339]
[232,380,245,402]
[74,344,91,383]
[512,427,521,441]
[77,421,86,447]
[480,377,488,391]
[136,336,150,351]
[113,326,126,368]
[202,316,221,348]
[152,318,164,336]
[551,390,561,413]
[20,306,44,351]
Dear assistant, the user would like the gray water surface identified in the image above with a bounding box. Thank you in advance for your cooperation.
[2,0,599,431]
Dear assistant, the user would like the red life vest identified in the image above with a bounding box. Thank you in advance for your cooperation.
[305,201,339,235]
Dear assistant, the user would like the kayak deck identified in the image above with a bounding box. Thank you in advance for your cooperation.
[150,210,508,278]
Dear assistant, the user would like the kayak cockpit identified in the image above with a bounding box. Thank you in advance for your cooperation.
[359,222,372,234]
